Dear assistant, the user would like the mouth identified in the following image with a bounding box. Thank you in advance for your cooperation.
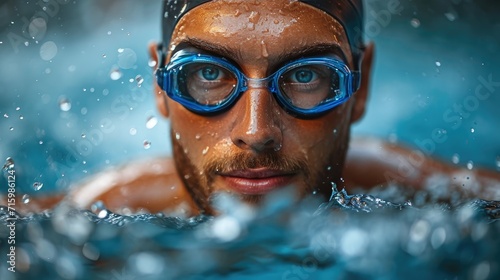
[218,168,297,195]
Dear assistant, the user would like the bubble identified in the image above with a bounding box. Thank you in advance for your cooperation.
[3,113,8,118]
[202,146,209,155]
[81,134,86,139]
[9,127,14,131]
[117,48,137,69]
[435,61,441,67]
[175,133,181,140]
[40,41,58,61]
[39,141,43,145]
[81,107,88,115]
[496,157,500,170]
[3,157,14,170]
[471,128,475,133]
[109,68,122,80]
[146,116,158,129]
[195,134,201,140]
[143,140,151,149]
[410,18,420,28]
[16,107,20,111]
[129,128,137,135]
[451,153,460,164]
[59,98,71,111]
[466,161,474,170]
[19,115,24,120]
[33,182,44,191]
[68,65,76,72]
[102,54,106,58]
[117,48,124,53]
[22,194,31,204]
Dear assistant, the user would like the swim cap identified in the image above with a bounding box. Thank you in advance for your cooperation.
[162,0,364,60]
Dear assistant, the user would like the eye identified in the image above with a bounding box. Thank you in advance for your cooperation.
[289,68,318,83]
[197,66,222,81]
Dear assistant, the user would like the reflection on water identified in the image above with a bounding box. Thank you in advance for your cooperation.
[1,184,499,280]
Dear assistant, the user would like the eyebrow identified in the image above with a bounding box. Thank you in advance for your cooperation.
[173,38,348,68]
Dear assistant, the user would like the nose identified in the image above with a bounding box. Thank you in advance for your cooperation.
[230,88,283,153]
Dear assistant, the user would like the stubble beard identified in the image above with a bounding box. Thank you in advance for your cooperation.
[170,130,349,213]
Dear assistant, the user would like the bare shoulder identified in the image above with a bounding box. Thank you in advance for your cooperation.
[344,136,500,199]
[69,157,200,216]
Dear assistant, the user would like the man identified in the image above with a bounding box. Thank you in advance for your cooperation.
[8,0,500,215]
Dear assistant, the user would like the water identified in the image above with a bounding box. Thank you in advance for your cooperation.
[1,185,499,280]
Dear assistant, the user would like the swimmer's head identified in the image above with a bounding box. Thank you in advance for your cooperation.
[161,0,365,64]
[151,0,374,213]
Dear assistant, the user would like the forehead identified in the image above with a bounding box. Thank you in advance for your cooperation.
[169,0,353,67]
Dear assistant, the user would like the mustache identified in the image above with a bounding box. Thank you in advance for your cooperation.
[204,151,308,175]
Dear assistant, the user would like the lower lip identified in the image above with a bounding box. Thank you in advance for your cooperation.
[221,174,294,195]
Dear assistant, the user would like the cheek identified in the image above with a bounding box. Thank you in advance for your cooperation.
[169,105,229,165]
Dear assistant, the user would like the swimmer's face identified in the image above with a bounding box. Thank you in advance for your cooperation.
[152,0,372,211]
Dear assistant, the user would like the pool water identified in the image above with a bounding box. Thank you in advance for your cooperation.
[1,182,499,280]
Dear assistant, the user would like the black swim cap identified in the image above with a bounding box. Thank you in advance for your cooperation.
[162,0,364,60]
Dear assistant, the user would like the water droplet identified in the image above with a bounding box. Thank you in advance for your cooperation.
[327,166,332,171]
[81,134,86,139]
[202,146,209,155]
[22,194,30,204]
[40,41,58,61]
[107,31,111,35]
[3,113,8,118]
[59,98,71,111]
[9,127,14,131]
[495,157,500,170]
[143,140,151,149]
[195,134,201,140]
[410,18,420,28]
[135,75,144,87]
[3,157,14,170]
[81,107,88,115]
[471,128,475,133]
[19,115,24,120]
[39,141,43,145]
[117,48,137,69]
[117,48,124,53]
[148,59,157,67]
[97,209,109,219]
[451,153,460,164]
[15,107,20,111]
[33,182,44,191]
[444,12,457,22]
[466,161,474,170]
[145,116,158,129]
[175,133,181,140]
[435,61,441,67]
[333,129,338,135]
[102,54,106,58]
[110,68,122,80]
[129,128,137,135]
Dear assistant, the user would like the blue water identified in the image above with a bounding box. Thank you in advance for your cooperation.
[1,0,500,279]
[1,183,499,280]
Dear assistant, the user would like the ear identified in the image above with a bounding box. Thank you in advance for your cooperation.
[148,42,169,118]
[350,42,375,123]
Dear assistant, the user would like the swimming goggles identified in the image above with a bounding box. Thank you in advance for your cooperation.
[156,49,361,118]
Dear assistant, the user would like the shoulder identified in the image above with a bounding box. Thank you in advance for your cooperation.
[344,136,500,199]
[69,157,200,216]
